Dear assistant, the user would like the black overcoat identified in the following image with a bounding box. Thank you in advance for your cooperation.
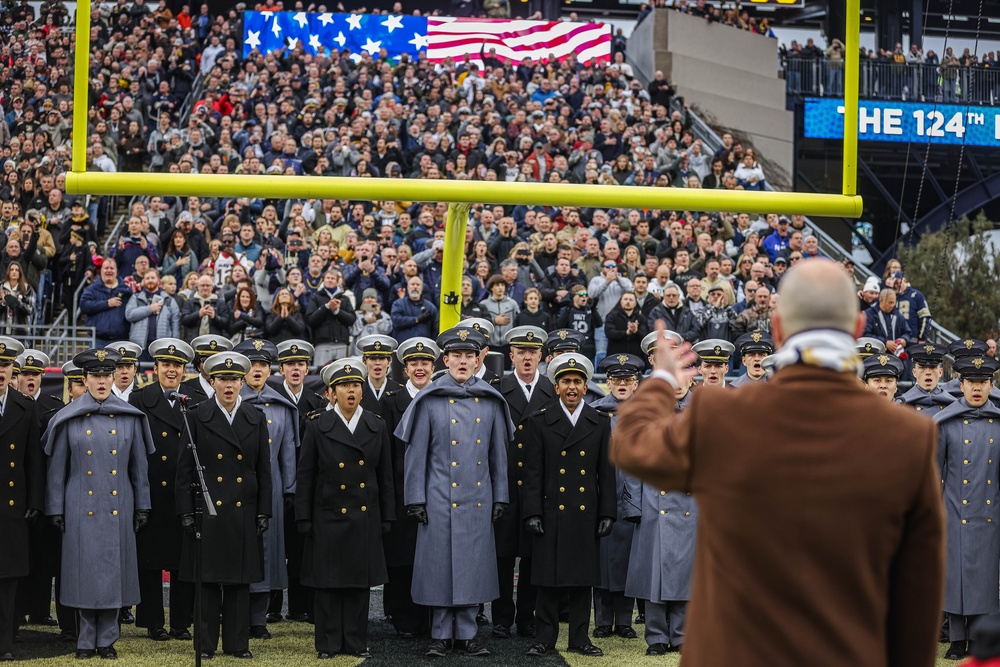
[520,400,616,588]
[296,408,394,588]
[176,399,272,584]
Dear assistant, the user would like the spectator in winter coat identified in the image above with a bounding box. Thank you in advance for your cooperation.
[514,288,551,331]
[350,288,393,354]
[588,259,634,363]
[698,285,736,342]
[114,216,159,278]
[646,282,700,343]
[480,275,520,343]
[225,286,265,343]
[761,217,792,262]
[539,257,584,315]
[390,276,438,341]
[306,268,358,365]
[556,286,602,362]
[264,288,307,345]
[605,292,650,358]
[863,289,911,355]
[179,274,227,341]
[342,242,392,305]
[125,268,181,355]
[80,257,133,347]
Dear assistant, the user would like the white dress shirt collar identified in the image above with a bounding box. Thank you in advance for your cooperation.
[560,398,582,427]
[283,380,302,404]
[200,375,215,398]
[334,404,364,433]
[216,396,242,424]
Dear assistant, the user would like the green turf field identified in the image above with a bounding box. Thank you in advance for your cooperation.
[10,590,962,665]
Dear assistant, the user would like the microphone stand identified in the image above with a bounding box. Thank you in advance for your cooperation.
[179,399,216,667]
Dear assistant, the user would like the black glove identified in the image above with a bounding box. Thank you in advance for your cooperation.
[134,510,149,532]
[406,504,428,525]
[625,515,641,524]
[597,517,614,538]
[525,515,544,535]
[180,513,195,534]
[24,508,39,523]
[256,515,269,535]
[416,308,433,324]
[491,502,507,522]
[51,515,65,533]
[297,520,313,537]
[381,521,392,536]
[283,494,295,512]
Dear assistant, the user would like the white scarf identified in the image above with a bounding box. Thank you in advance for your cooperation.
[767,329,861,376]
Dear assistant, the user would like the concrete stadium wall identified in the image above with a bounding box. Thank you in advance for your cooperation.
[630,9,794,180]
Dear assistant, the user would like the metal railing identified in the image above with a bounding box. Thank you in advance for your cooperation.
[784,58,1000,105]
[0,315,95,365]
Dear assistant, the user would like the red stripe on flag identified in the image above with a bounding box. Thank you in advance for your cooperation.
[426,18,610,66]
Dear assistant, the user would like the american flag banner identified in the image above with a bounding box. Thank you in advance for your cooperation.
[242,11,611,66]
[426,18,611,67]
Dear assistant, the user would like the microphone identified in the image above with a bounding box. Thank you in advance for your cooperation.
[165,389,194,404]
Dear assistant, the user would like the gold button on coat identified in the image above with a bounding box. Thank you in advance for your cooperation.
[361,506,367,512]
[112,510,118,516]
[236,502,241,507]
[216,501,222,506]
[342,508,347,514]
[237,455,243,460]
[559,505,565,510]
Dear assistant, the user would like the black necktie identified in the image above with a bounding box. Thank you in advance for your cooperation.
[525,383,532,398]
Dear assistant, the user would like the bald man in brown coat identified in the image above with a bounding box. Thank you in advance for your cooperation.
[612,259,944,667]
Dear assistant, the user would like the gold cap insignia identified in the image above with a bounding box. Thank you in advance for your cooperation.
[416,342,424,351]
[617,354,629,365]
[118,347,126,355]
[527,332,534,340]
[878,354,889,366]
[457,329,469,341]
[472,323,481,331]
[973,358,985,369]
[345,365,352,372]
[864,343,873,352]
[924,344,935,354]
[168,345,176,354]
[751,332,761,343]
[0,344,6,354]
[209,340,218,350]
[291,344,298,354]
[253,340,265,351]
[966,339,975,349]
[25,356,34,366]
[225,358,233,368]
[714,345,722,356]
[568,358,577,367]
[558,330,568,340]
[374,341,382,350]
[95,350,108,361]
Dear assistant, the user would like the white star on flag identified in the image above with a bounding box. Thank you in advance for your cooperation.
[293,12,308,28]
[349,53,363,64]
[309,33,322,51]
[409,32,429,49]
[287,37,299,49]
[333,31,346,48]
[271,19,282,38]
[361,37,382,55]
[346,14,363,30]
[382,15,403,33]
[260,10,273,18]
[319,13,334,26]
[245,29,261,50]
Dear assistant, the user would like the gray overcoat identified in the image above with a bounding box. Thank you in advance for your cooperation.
[44,393,154,609]
[396,374,511,607]
[241,384,299,593]
[935,398,1000,615]
[592,393,635,592]
[623,386,698,603]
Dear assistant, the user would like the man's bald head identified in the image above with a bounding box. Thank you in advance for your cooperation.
[772,259,862,343]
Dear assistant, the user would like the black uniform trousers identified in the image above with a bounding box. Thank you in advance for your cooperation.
[313,588,369,654]
[269,505,312,620]
[493,556,536,630]
[199,584,249,654]
[536,585,590,649]
[384,566,427,634]
[16,522,74,633]
[0,578,16,655]
[136,570,193,631]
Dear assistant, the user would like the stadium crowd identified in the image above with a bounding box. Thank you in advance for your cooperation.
[0,0,939,366]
